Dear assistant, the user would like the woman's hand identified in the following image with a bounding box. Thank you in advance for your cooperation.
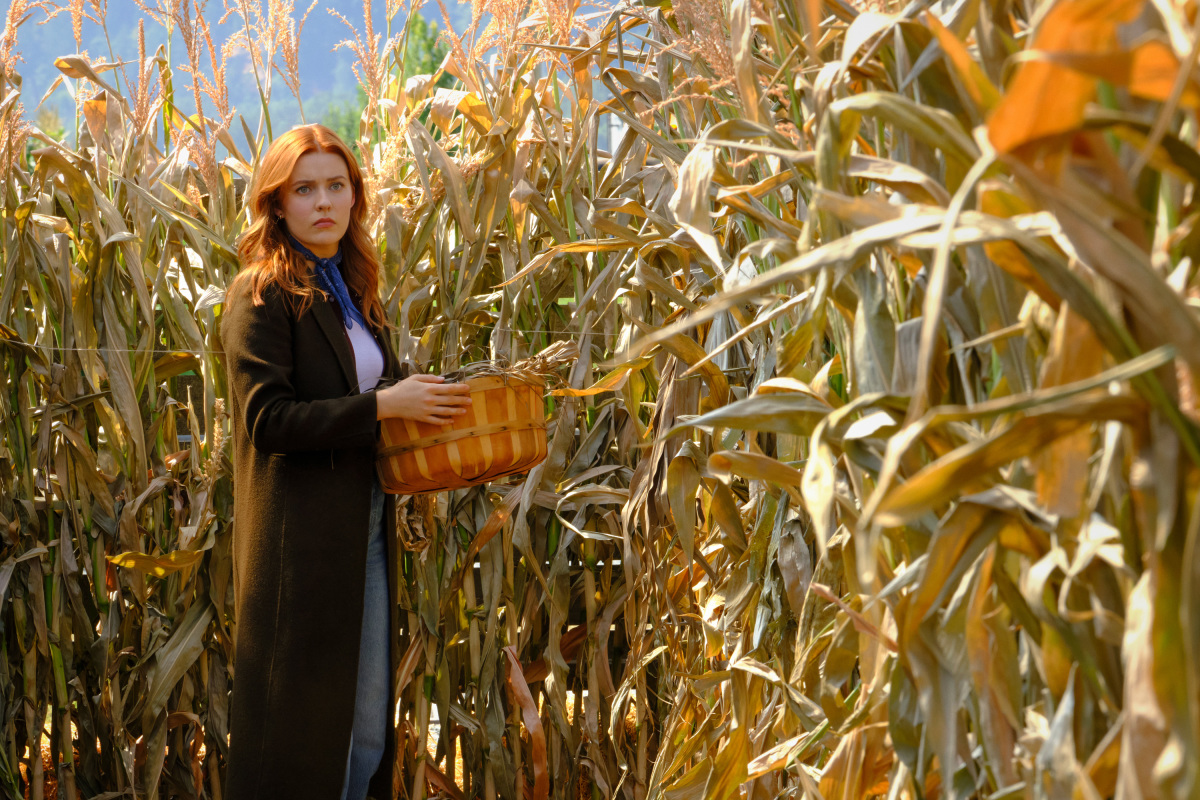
[376,374,472,424]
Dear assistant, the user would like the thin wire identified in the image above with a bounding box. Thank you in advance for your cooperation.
[12,344,207,357]
[8,318,609,357]
[415,318,608,338]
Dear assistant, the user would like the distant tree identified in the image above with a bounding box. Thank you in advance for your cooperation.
[34,106,65,142]
[25,106,66,165]
[402,13,451,86]
[322,13,450,151]
[325,86,368,149]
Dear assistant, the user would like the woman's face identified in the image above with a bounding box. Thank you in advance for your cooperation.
[278,150,355,259]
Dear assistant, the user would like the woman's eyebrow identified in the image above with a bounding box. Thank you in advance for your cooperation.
[290,174,349,185]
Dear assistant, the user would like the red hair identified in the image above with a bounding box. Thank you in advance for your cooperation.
[234,124,386,329]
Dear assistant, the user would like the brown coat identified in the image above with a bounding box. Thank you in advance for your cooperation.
[219,275,400,799]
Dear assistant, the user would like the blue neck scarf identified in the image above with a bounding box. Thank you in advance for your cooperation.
[287,234,368,331]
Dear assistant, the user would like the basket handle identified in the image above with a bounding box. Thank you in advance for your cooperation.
[377,419,546,460]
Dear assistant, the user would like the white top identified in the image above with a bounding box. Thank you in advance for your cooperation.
[346,321,384,393]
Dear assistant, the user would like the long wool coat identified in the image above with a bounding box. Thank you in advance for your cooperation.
[219,274,401,799]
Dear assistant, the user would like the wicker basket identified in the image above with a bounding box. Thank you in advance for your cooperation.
[376,374,548,494]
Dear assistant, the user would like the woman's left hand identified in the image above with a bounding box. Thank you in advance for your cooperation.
[376,374,472,424]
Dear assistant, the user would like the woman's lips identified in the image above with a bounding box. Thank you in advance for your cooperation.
[314,218,335,228]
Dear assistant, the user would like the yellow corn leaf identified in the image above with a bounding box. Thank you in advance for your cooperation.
[708,450,803,488]
[153,352,200,383]
[667,446,703,562]
[457,91,494,131]
[1013,41,1200,107]
[550,356,653,397]
[54,54,123,100]
[107,550,204,578]
[429,88,472,135]
[1079,717,1124,799]
[670,393,832,437]
[499,239,644,287]
[818,711,892,799]
[662,758,712,800]
[873,393,1141,527]
[988,0,1144,153]
[635,323,730,407]
[708,480,748,552]
[1127,39,1200,105]
[966,546,1020,787]
[82,94,109,145]
[731,0,764,124]
[1117,576,1169,793]
[925,13,1001,112]
[1034,307,1105,519]
[746,733,807,779]
[978,182,1061,305]
[707,727,750,800]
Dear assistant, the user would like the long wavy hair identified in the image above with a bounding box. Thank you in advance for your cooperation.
[234,124,385,329]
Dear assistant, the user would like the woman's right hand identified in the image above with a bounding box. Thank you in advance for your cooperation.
[376,374,472,425]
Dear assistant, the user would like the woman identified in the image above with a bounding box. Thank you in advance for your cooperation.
[219,124,470,799]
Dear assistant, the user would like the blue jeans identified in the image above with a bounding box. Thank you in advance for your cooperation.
[341,479,390,800]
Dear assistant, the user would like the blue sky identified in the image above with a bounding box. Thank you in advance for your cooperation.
[9,0,473,131]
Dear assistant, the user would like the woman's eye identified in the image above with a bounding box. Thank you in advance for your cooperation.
[296,186,309,194]
[331,182,344,190]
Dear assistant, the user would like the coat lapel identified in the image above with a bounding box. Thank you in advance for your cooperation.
[311,299,360,393]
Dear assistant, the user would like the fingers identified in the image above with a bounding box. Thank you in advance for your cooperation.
[426,381,472,408]
[427,404,469,420]
[407,376,472,396]
[407,374,470,390]
[421,412,461,424]
[422,381,472,397]
[433,393,472,406]
[420,391,472,424]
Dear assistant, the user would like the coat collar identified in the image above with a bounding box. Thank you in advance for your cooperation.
[311,296,401,392]
[312,298,360,392]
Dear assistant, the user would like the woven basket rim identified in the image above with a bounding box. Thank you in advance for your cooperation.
[456,373,546,391]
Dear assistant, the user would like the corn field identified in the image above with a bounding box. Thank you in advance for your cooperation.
[3,0,1200,796]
